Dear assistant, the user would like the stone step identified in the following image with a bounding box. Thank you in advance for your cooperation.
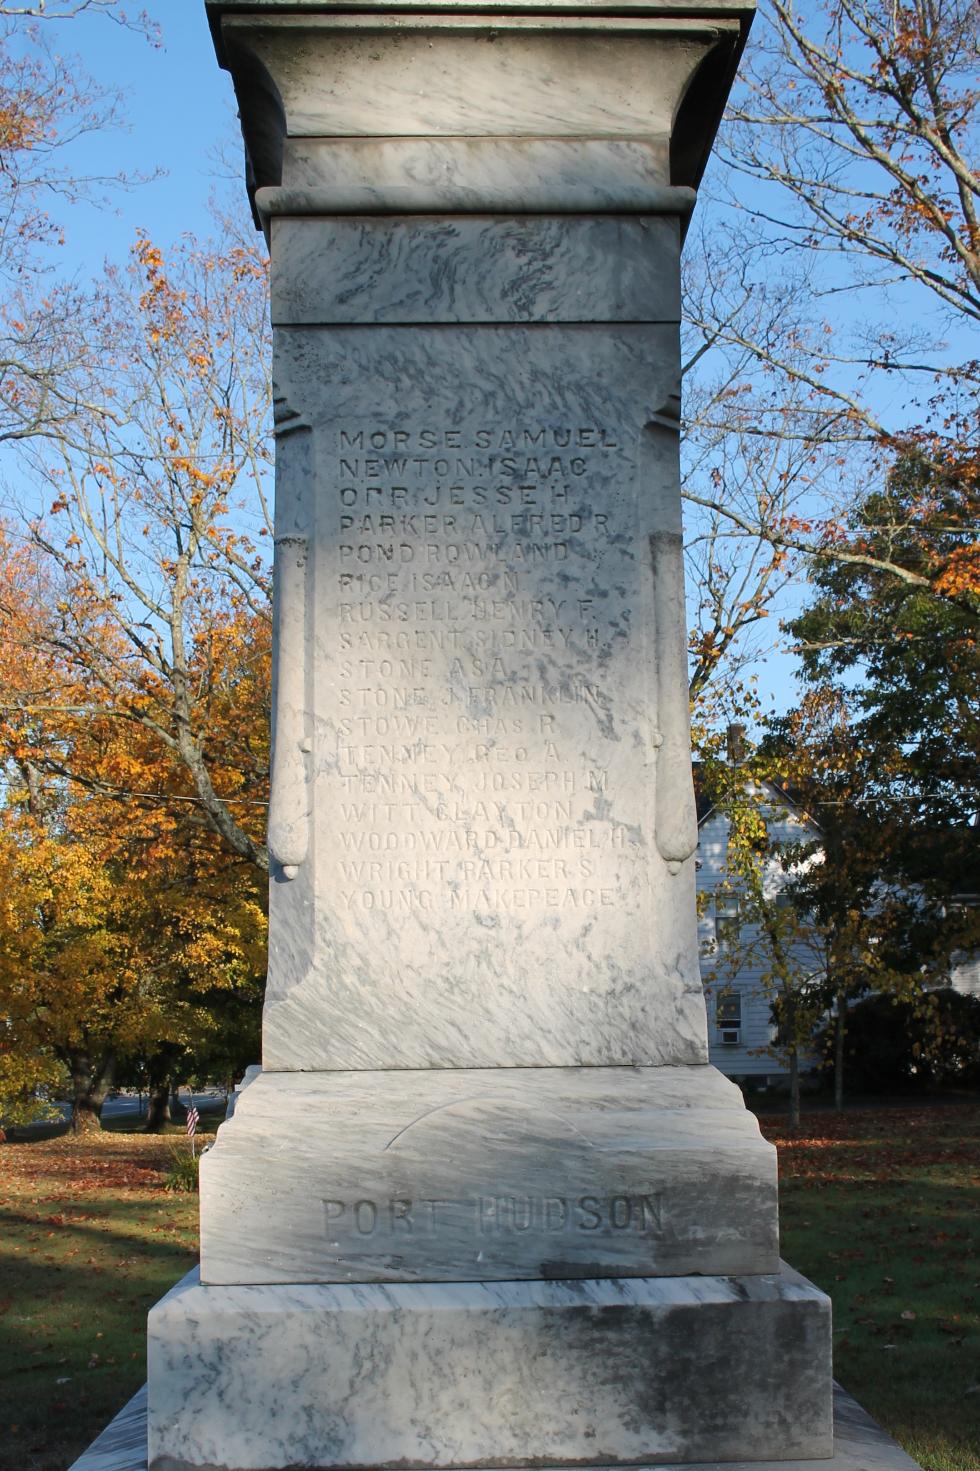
[146,1265,833,1471]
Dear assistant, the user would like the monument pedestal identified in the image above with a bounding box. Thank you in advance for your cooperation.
[148,1267,832,1471]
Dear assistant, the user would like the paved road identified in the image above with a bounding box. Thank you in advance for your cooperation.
[100,1089,226,1121]
[3,1088,229,1139]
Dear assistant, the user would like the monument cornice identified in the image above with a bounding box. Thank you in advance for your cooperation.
[208,1,753,224]
[207,0,754,48]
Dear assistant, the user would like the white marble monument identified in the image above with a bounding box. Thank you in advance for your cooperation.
[144,3,836,1468]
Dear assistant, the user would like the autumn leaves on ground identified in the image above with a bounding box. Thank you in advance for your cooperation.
[0,1128,204,1471]
[1,1106,978,1471]
[770,1104,980,1471]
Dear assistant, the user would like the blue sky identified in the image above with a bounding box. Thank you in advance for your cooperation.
[39,5,248,274]
[26,1,806,722]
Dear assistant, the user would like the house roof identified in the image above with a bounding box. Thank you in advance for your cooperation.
[691,762,823,835]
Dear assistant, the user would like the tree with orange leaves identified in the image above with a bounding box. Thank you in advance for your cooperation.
[7,227,274,869]
[0,531,267,1129]
[0,28,274,1109]
[0,764,266,1131]
[732,0,978,342]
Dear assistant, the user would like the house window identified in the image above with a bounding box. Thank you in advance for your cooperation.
[716,992,742,1044]
[715,893,740,945]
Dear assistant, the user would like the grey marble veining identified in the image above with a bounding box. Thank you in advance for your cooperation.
[69,1381,926,1471]
[200,1066,778,1283]
[223,14,735,141]
[222,1063,262,1119]
[68,1381,927,1471]
[271,217,682,326]
[120,12,845,1471]
[147,1265,832,1471]
[258,182,696,217]
[264,319,707,1072]
[276,136,674,215]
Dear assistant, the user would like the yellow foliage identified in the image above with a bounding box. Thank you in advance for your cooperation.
[0,530,268,1102]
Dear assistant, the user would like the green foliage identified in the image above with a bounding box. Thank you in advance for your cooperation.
[697,669,973,1116]
[815,990,980,1095]
[764,690,971,982]
[163,1148,200,1193]
[762,454,980,1101]
[786,456,979,858]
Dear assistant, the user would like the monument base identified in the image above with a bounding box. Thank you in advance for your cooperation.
[67,1381,924,1471]
[200,1066,779,1283]
[147,1266,832,1471]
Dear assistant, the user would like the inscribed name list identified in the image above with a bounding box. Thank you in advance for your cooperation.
[330,423,632,918]
[270,324,705,1069]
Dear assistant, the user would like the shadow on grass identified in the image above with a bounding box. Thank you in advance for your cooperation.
[0,1202,197,1261]
[777,1127,980,1471]
[0,1252,189,1470]
[0,1209,194,1406]
[102,1109,224,1136]
[2,1118,73,1143]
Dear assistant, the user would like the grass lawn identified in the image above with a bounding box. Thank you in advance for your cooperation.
[761,1101,980,1471]
[0,1101,977,1471]
[0,1124,212,1471]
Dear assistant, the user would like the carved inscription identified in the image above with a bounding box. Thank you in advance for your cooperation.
[322,1193,665,1238]
[327,424,644,914]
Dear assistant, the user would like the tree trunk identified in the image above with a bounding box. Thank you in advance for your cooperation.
[834,985,847,1112]
[66,1049,116,1134]
[145,1046,187,1132]
[788,1046,801,1132]
[144,1077,172,1133]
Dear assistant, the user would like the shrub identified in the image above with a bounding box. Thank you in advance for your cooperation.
[164,1148,200,1192]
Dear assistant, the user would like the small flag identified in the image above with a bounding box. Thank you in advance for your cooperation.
[186,1106,200,1138]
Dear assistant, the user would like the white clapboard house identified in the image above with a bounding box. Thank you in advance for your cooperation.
[694,731,824,1089]
[695,734,979,1089]
[949,874,980,997]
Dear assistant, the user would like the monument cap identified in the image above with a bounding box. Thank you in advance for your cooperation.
[207,0,754,224]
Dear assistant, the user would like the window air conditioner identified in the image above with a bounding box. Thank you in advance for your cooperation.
[719,1026,741,1045]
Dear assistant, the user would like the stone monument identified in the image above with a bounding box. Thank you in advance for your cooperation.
[146,3,834,1468]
